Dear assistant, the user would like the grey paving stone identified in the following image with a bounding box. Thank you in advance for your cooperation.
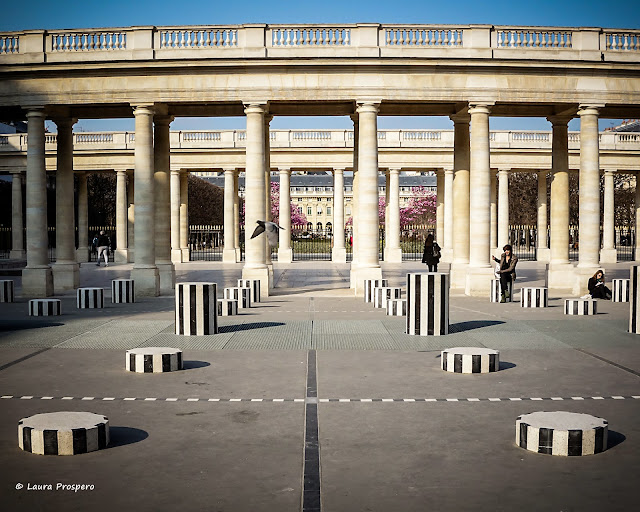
[56,320,173,349]
[313,320,389,335]
[140,332,234,350]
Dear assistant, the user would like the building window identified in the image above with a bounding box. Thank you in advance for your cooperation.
[327,207,332,215]
[317,222,323,231]
[307,222,313,230]
[326,222,332,231]
[307,206,312,216]
[298,207,303,214]
[317,206,323,215]
[346,207,351,215]
[327,197,332,202]
[298,198,302,202]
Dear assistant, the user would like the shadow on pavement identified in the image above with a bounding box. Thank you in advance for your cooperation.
[219,322,285,333]
[499,361,517,371]
[607,430,626,450]
[108,427,149,448]
[183,360,211,370]
[450,320,506,332]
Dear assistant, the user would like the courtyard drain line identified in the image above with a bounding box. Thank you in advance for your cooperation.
[574,348,640,379]
[303,349,321,511]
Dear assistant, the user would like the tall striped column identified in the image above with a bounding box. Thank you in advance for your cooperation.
[175,282,218,335]
[406,273,449,336]
[630,266,640,333]
[612,279,630,302]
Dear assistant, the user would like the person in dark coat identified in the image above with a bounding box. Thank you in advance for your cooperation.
[587,269,612,299]
[492,244,518,303]
[422,233,441,272]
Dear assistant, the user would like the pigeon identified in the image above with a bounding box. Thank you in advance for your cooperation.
[250,220,284,247]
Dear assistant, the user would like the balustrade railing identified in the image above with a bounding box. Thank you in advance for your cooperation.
[182,131,221,142]
[0,35,19,54]
[496,29,572,49]
[511,132,550,142]
[292,131,331,140]
[75,133,114,144]
[160,28,238,48]
[270,27,350,46]
[604,31,640,51]
[384,27,462,47]
[403,131,442,141]
[51,31,127,51]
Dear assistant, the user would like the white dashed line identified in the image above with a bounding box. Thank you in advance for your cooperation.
[20,396,33,400]
[551,397,564,401]
[41,397,53,400]
[82,397,95,401]
[571,397,585,400]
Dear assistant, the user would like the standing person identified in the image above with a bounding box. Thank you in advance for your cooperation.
[492,244,518,303]
[586,269,612,299]
[422,233,441,272]
[95,230,111,267]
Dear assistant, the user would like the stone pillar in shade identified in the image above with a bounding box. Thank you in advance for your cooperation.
[22,108,53,297]
[536,170,550,262]
[497,169,510,254]
[600,169,617,264]
[350,101,382,295]
[170,169,182,263]
[154,114,175,294]
[442,168,454,262]
[264,114,273,270]
[636,174,640,263]
[332,168,347,263]
[349,113,360,284]
[234,172,240,259]
[115,170,129,263]
[384,168,402,263]
[490,170,497,256]
[465,104,494,297]
[278,168,293,263]
[449,112,470,289]
[9,170,25,259]
[180,170,189,262]
[223,168,238,263]
[52,117,79,293]
[241,103,269,298]
[127,170,135,262]
[436,169,445,247]
[76,172,89,263]
[130,104,159,297]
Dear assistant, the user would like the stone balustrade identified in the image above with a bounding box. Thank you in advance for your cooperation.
[0,25,637,64]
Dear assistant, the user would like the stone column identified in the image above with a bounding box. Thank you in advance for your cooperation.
[222,168,238,263]
[52,117,79,292]
[170,169,182,263]
[241,103,269,297]
[180,171,189,262]
[442,168,454,262]
[130,105,159,296]
[450,113,471,288]
[126,170,135,262]
[264,115,273,269]
[22,108,53,297]
[115,170,129,262]
[76,172,89,262]
[351,101,382,295]
[490,170,497,255]
[233,172,240,259]
[575,106,601,294]
[278,168,293,263]
[350,114,360,276]
[154,114,175,294]
[436,169,445,246]
[9,170,25,259]
[497,169,510,253]
[384,167,402,263]
[636,173,640,262]
[384,170,390,251]
[600,169,617,263]
[332,168,347,263]
[536,170,550,262]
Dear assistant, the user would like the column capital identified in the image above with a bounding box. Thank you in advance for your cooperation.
[25,107,46,119]
[388,168,401,174]
[350,114,359,125]
[547,115,572,126]
[577,105,603,116]
[278,167,291,174]
[9,169,25,176]
[444,168,454,175]
[264,114,273,124]
[468,103,493,115]
[223,168,236,175]
[498,168,510,176]
[355,101,380,114]
[449,113,470,124]
[52,117,77,129]
[603,169,617,175]
[154,115,174,126]
[243,102,268,115]
[115,169,128,176]
[332,167,345,173]
[132,104,155,116]
[537,169,549,176]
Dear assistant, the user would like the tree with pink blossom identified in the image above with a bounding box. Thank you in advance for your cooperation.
[399,187,436,226]
[241,181,307,226]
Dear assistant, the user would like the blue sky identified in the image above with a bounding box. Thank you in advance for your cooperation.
[5,0,639,133]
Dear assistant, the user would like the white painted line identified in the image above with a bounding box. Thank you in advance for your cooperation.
[294,398,305,402]
[488,398,501,402]
[1,395,12,399]
[632,396,640,399]
[229,398,242,402]
[251,398,263,402]
[102,397,115,401]
[207,398,220,402]
[361,399,373,402]
[123,397,136,401]
[62,396,74,400]
[20,396,33,399]
[81,397,95,401]
[446,398,459,402]
[144,398,157,401]
[531,397,543,401]
[592,396,605,400]
[403,399,415,402]
[166,398,178,402]
[571,397,585,400]
[187,398,200,402]
[319,399,329,402]
[612,396,625,400]
[467,398,480,402]
[41,396,53,400]
[339,399,350,402]
[551,397,563,401]
[509,398,522,401]
[273,398,284,402]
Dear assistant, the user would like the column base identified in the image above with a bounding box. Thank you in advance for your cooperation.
[278,248,293,264]
[241,267,270,298]
[156,262,175,295]
[546,262,576,290]
[465,266,495,297]
[440,247,453,263]
[599,248,617,264]
[171,249,183,264]
[331,247,346,264]
[449,262,469,290]
[22,267,53,297]
[383,247,402,263]
[9,250,25,260]
[130,266,160,297]
[52,262,80,293]
[115,248,130,263]
[76,247,89,263]
[350,266,383,296]
[223,249,238,263]
[181,248,190,262]
[536,248,551,263]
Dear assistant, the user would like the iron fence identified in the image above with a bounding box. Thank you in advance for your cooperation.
[292,226,333,261]
[189,225,224,261]
[509,225,537,261]
[400,225,435,261]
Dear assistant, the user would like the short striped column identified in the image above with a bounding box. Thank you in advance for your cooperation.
[441,347,500,373]
[564,298,597,315]
[224,287,251,309]
[18,412,109,456]
[612,278,629,303]
[386,298,406,316]
[631,266,640,333]
[373,287,402,309]
[490,279,512,302]
[516,412,608,456]
[77,288,104,309]
[364,279,388,303]
[126,347,183,373]
[0,280,15,302]
[238,279,260,303]
[111,279,135,303]
[217,298,238,316]
[406,273,449,336]
[28,299,61,316]
[175,282,218,335]
[521,287,548,308]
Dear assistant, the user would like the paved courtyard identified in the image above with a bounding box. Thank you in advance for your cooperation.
[0,261,639,511]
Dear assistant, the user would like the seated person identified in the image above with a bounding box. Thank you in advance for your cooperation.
[587,269,612,299]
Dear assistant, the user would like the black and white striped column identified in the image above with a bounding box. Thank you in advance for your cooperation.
[217,298,238,316]
[386,298,406,316]
[77,287,104,309]
[631,266,640,333]
[0,280,14,302]
[441,347,500,373]
[175,282,218,335]
[373,287,402,309]
[520,287,548,308]
[18,412,109,455]
[516,411,608,456]
[406,273,449,336]
[490,279,512,302]
[126,347,183,373]
[28,299,61,316]
[564,298,597,315]
[364,279,388,303]
[112,279,135,303]
[238,279,260,303]
[224,287,251,309]
[612,278,629,303]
